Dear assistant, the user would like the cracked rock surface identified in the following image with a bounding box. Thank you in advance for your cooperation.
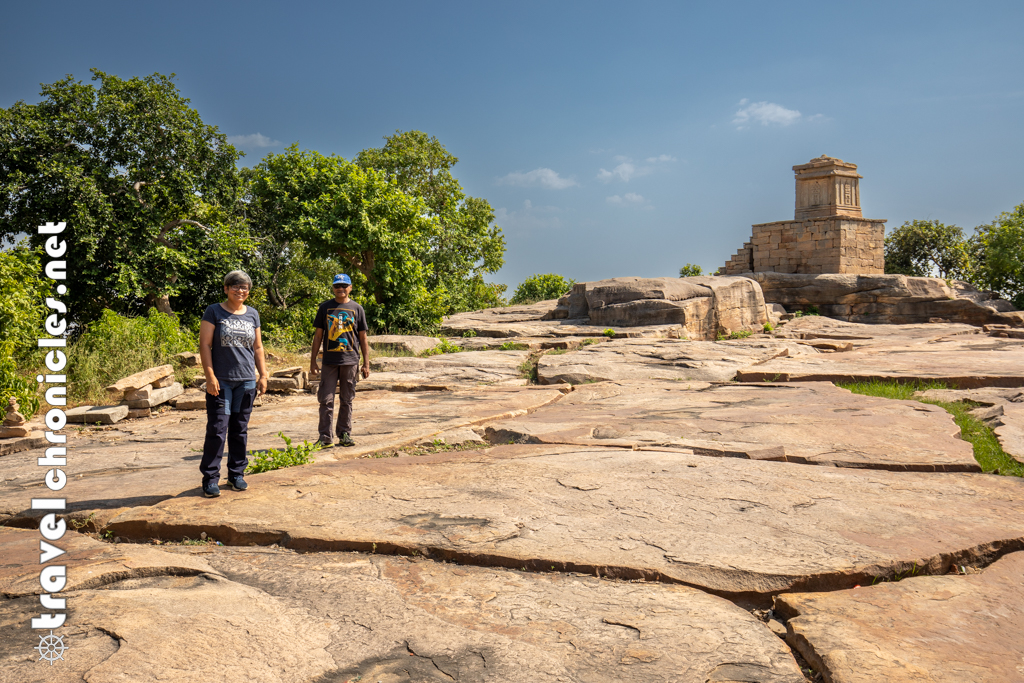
[106,445,1024,599]
[481,380,978,471]
[775,550,1024,682]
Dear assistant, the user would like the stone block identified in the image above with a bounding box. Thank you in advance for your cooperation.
[106,365,175,400]
[272,366,302,377]
[125,383,154,401]
[173,352,201,367]
[153,375,175,389]
[0,433,47,456]
[266,376,301,393]
[67,405,130,425]
[127,382,184,409]
[127,408,151,419]
[173,391,207,411]
[0,426,31,438]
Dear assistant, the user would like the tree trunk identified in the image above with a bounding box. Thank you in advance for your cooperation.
[145,293,175,316]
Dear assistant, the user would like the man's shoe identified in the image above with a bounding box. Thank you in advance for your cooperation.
[338,432,356,447]
[203,480,220,497]
[226,475,248,491]
[315,439,335,449]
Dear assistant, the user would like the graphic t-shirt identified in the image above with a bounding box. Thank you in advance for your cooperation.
[313,299,368,366]
[201,303,261,381]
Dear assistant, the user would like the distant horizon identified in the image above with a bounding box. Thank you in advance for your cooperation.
[3,1,1022,290]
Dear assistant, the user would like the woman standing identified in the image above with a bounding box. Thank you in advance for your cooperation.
[198,270,268,497]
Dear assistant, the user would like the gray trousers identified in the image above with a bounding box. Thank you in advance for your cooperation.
[317,363,358,441]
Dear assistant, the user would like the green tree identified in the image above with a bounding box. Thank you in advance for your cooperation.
[510,273,576,304]
[679,263,704,277]
[245,146,445,332]
[970,202,1024,309]
[0,244,50,359]
[0,69,250,323]
[884,220,972,280]
[356,131,506,313]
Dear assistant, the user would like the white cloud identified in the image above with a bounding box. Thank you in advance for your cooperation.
[226,133,282,148]
[597,154,676,183]
[497,168,578,189]
[732,99,803,129]
[494,200,565,235]
[606,192,646,205]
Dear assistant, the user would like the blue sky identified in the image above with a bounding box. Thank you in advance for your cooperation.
[3,1,1022,289]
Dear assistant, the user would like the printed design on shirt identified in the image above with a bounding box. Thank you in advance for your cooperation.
[326,308,356,353]
[219,317,256,348]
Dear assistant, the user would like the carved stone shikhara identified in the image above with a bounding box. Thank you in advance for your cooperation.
[721,156,885,275]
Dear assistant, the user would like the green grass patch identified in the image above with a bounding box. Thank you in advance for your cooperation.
[247,432,321,474]
[419,337,462,357]
[499,341,529,351]
[838,379,1023,476]
[717,330,754,341]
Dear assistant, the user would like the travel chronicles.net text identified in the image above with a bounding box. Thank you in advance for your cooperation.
[33,221,71,654]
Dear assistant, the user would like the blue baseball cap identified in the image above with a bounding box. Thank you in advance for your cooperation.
[332,274,352,286]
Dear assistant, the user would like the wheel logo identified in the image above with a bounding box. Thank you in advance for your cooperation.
[35,630,68,665]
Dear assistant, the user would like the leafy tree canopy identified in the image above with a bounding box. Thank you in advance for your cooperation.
[510,273,576,305]
[970,202,1024,309]
[356,130,506,313]
[245,145,445,332]
[884,219,972,280]
[0,69,250,323]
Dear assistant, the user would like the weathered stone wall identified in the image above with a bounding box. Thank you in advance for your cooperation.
[732,217,885,275]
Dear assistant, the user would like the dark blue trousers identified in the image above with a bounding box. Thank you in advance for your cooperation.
[200,384,256,482]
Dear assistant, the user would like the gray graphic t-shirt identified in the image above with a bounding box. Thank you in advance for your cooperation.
[201,304,261,381]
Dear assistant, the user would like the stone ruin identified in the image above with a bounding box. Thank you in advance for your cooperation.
[721,155,885,276]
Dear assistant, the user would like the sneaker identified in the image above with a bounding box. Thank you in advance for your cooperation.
[338,432,356,447]
[202,480,220,497]
[315,438,335,449]
[226,475,248,491]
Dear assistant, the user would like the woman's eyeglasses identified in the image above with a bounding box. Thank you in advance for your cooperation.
[229,285,250,292]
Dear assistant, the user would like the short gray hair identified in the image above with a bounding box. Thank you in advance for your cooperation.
[224,270,252,287]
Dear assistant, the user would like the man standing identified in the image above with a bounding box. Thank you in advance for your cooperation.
[310,274,370,447]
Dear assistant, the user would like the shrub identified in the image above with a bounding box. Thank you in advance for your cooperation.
[510,273,575,305]
[0,246,51,360]
[67,309,197,405]
[247,432,321,474]
[0,341,40,419]
[679,263,704,277]
[603,328,616,338]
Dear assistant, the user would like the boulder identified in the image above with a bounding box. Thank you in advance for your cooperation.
[105,364,175,400]
[66,404,130,424]
[367,335,441,355]
[173,351,201,367]
[751,272,1024,326]
[126,382,184,408]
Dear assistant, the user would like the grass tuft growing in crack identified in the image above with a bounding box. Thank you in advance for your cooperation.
[837,379,1023,476]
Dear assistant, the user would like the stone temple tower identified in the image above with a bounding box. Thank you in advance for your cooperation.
[720,155,886,275]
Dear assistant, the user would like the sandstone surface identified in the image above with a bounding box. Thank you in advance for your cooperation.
[368,334,441,355]
[775,551,1024,682]
[367,349,531,388]
[537,337,818,384]
[481,380,979,471]
[917,386,1024,461]
[441,301,683,339]
[737,334,1024,388]
[107,445,1024,600]
[0,388,566,526]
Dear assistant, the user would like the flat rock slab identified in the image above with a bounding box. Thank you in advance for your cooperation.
[452,335,607,351]
[917,387,1024,462]
[367,334,441,355]
[441,302,684,339]
[66,404,129,425]
[482,381,979,471]
[538,338,819,384]
[0,572,334,683]
[738,335,1024,388]
[775,316,980,349]
[104,364,174,400]
[108,445,1024,601]
[776,550,1024,682]
[0,388,564,525]
[368,349,531,387]
[198,547,806,682]
[126,381,183,408]
[0,527,215,597]
[0,433,46,457]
